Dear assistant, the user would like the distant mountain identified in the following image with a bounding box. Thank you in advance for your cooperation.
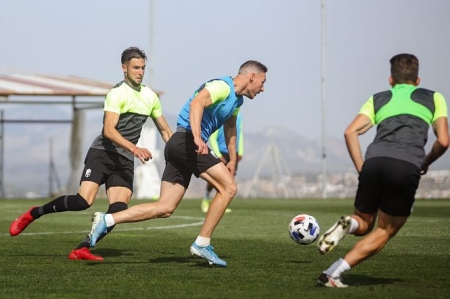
[1,106,448,197]
[164,115,354,177]
[237,127,353,179]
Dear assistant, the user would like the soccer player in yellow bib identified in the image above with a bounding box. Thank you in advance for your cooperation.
[10,47,173,261]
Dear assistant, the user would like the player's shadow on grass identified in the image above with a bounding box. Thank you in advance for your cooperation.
[92,248,137,258]
[85,249,230,267]
[149,255,231,267]
[344,274,405,286]
[290,260,314,264]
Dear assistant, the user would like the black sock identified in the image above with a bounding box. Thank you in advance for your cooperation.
[75,202,128,250]
[31,193,90,219]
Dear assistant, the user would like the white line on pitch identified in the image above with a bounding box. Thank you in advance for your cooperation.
[1,215,205,237]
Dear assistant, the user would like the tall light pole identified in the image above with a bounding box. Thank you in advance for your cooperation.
[320,0,327,199]
[149,0,155,87]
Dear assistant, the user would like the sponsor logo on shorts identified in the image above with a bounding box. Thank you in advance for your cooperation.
[210,151,218,159]
[85,169,92,178]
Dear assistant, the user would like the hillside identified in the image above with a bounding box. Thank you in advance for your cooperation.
[1,106,448,197]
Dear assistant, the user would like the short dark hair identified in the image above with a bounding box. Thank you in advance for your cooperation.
[390,53,419,84]
[238,60,268,74]
[121,47,147,64]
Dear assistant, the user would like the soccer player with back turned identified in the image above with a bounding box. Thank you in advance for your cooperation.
[317,53,449,287]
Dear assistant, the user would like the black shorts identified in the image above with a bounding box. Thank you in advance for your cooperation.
[80,148,134,191]
[161,132,221,188]
[355,157,421,217]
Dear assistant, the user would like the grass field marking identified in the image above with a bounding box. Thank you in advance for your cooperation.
[0,215,204,237]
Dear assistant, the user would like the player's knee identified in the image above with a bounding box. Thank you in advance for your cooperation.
[158,210,174,218]
[155,204,176,218]
[217,181,237,200]
[66,193,91,211]
[352,214,375,236]
[355,222,373,236]
[387,227,402,239]
[159,211,173,218]
[226,182,238,199]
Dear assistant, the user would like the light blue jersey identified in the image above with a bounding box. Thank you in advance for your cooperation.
[177,76,243,141]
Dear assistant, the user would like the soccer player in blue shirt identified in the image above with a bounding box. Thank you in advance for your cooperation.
[89,60,267,266]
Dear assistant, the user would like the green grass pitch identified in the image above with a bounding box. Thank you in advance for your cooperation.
[1,198,449,299]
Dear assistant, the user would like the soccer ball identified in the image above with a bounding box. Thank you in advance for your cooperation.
[288,214,320,245]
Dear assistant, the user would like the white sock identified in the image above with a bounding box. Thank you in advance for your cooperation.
[324,258,351,278]
[105,214,116,227]
[349,217,359,234]
[195,236,211,247]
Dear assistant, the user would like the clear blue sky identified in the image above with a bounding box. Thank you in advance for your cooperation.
[1,0,449,140]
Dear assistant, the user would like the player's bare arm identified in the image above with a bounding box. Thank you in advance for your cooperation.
[103,111,151,163]
[223,115,237,175]
[190,89,212,155]
[152,115,173,143]
[344,114,373,173]
[421,117,449,174]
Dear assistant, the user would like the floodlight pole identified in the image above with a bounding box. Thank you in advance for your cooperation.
[0,110,4,198]
[149,0,155,87]
[49,137,62,197]
[49,137,53,197]
[320,0,327,199]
